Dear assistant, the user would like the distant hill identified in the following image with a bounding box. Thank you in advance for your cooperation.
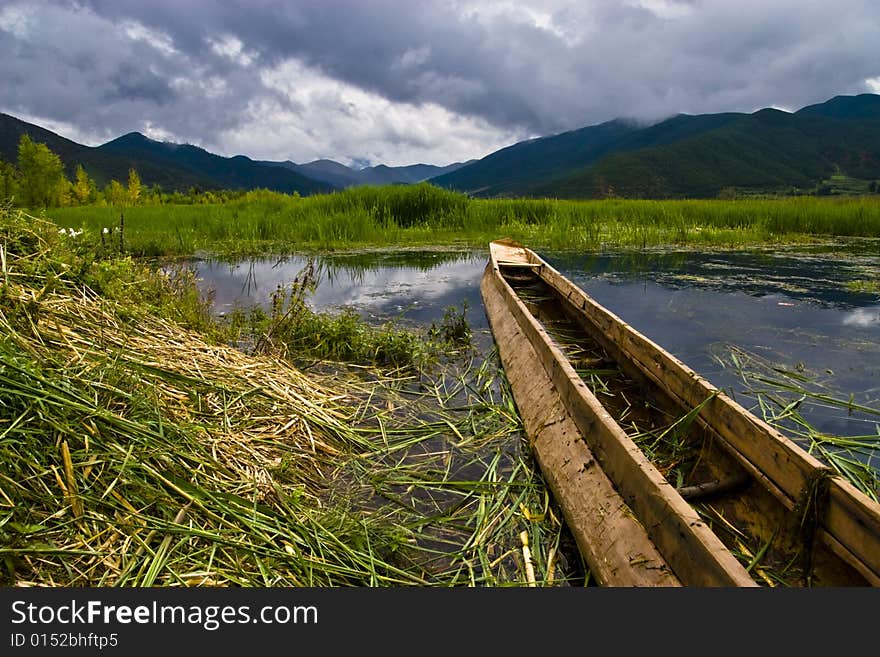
[0,112,470,195]
[428,118,641,197]
[277,159,361,188]
[797,93,880,120]
[430,93,880,198]
[261,158,476,188]
[97,132,333,195]
[5,93,879,200]
[0,113,220,192]
[0,113,335,195]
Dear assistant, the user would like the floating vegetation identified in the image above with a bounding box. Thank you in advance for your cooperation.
[327,352,579,585]
[846,278,880,295]
[0,207,573,587]
[717,346,880,501]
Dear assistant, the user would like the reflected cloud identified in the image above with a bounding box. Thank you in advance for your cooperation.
[195,252,486,322]
[843,307,880,327]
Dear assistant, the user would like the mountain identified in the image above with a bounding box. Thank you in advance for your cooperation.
[428,119,640,197]
[430,93,880,199]
[261,158,476,188]
[96,132,333,195]
[0,113,334,195]
[5,93,879,201]
[357,161,476,185]
[796,93,880,120]
[0,112,219,192]
[0,112,473,195]
[280,159,361,188]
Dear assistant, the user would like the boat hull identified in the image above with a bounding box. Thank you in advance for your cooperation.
[481,239,880,586]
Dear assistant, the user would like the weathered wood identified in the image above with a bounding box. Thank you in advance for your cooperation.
[537,259,880,583]
[482,239,880,586]
[481,267,681,586]
[484,250,755,587]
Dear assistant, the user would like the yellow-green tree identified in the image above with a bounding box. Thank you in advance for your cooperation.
[72,165,98,205]
[57,177,72,207]
[127,168,142,205]
[17,135,68,208]
[104,179,127,206]
[0,159,19,201]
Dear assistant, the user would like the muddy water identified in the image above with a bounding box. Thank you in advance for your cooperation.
[192,244,880,443]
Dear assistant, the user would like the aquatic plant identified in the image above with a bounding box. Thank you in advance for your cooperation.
[47,189,880,256]
[0,206,571,587]
[718,346,880,500]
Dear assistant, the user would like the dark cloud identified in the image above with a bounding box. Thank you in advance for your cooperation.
[105,63,175,104]
[2,1,879,165]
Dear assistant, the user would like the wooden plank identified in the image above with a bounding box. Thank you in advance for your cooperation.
[484,254,757,587]
[536,256,880,583]
[480,267,681,586]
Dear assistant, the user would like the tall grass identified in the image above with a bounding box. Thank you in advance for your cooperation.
[0,206,574,587]
[47,185,880,256]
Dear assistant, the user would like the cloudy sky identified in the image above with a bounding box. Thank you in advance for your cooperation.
[2,0,879,168]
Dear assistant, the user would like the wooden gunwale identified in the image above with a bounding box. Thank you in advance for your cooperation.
[480,266,682,586]
[483,241,756,586]
[482,239,880,586]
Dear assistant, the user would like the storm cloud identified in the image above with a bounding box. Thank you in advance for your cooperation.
[2,0,879,166]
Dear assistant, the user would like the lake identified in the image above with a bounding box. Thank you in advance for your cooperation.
[192,244,880,446]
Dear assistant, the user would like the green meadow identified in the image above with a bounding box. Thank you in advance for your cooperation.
[48,184,880,256]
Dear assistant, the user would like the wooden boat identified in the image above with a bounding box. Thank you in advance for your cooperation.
[480,239,880,587]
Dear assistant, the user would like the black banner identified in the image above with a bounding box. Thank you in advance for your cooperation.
[0,586,874,653]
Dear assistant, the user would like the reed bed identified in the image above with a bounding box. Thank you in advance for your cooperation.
[0,208,571,587]
[330,352,577,585]
[49,187,880,257]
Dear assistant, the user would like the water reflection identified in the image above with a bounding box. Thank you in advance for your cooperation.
[843,306,880,328]
[196,249,490,337]
[191,245,880,440]
[552,250,880,309]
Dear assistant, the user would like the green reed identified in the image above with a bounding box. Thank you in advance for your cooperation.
[0,205,573,587]
[47,186,880,257]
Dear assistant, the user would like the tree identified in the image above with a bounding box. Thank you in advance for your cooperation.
[72,165,98,205]
[57,177,72,207]
[127,168,142,205]
[17,134,67,208]
[0,159,19,202]
[104,179,127,206]
[147,183,163,204]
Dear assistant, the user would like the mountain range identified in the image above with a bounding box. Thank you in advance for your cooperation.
[258,158,476,188]
[431,93,880,198]
[0,112,471,196]
[2,92,879,199]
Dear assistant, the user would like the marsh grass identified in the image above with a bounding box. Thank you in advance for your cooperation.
[48,187,880,257]
[717,346,880,501]
[0,207,572,587]
[220,258,473,370]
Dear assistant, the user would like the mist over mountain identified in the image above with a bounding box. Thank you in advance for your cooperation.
[429,93,880,199]
[261,158,476,188]
[3,93,879,200]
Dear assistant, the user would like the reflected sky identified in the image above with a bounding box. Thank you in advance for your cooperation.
[192,245,880,438]
[196,250,489,329]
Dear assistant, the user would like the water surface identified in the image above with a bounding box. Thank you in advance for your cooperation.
[193,245,880,441]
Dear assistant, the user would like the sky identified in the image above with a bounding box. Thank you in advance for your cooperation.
[2,0,879,168]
